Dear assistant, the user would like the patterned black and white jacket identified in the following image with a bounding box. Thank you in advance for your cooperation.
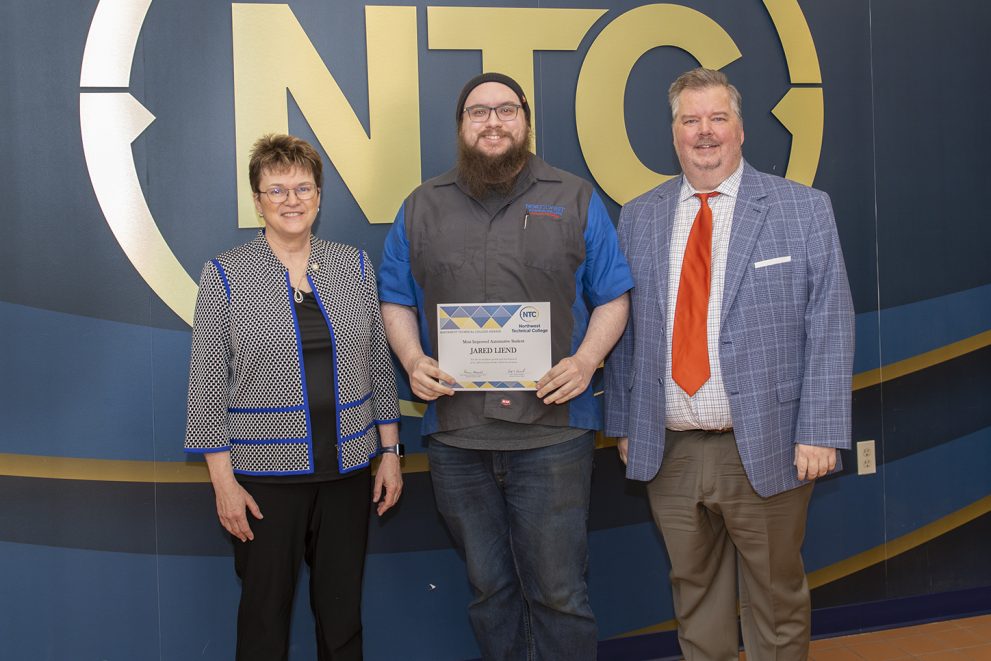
[184,231,401,475]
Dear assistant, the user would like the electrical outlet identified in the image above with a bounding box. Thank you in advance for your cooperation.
[857,440,876,475]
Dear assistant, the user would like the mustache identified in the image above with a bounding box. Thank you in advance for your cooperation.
[476,129,511,141]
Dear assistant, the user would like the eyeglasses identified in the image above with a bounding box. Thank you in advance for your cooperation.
[463,104,522,123]
[259,184,318,204]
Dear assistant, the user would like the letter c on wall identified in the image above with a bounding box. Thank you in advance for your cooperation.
[575,4,742,205]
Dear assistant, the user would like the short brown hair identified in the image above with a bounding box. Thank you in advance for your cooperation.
[668,68,743,122]
[248,134,323,193]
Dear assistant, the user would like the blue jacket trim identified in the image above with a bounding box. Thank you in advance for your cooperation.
[286,272,316,471]
[229,437,307,446]
[339,421,376,443]
[211,259,231,302]
[340,392,372,410]
[308,276,347,471]
[185,445,231,454]
[228,405,306,414]
[233,467,312,476]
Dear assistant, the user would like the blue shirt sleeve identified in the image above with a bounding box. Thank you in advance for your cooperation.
[582,191,634,307]
[377,205,417,306]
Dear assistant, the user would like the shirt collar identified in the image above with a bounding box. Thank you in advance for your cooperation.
[678,159,745,203]
[525,155,563,183]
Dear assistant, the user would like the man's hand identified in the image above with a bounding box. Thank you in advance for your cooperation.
[536,354,598,405]
[617,437,629,465]
[214,480,263,542]
[536,293,629,405]
[381,303,454,401]
[794,443,837,481]
[405,355,455,401]
[373,454,403,516]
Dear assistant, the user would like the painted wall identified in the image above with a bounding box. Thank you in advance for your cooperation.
[1,1,988,659]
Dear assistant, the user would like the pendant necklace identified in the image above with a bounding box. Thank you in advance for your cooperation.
[292,255,319,303]
[293,271,306,303]
[292,250,313,304]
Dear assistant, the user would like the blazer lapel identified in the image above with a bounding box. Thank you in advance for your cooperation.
[651,183,679,318]
[721,164,769,326]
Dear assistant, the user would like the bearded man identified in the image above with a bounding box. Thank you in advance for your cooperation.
[378,72,632,660]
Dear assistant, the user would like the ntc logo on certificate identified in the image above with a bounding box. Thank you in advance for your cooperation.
[437,302,552,391]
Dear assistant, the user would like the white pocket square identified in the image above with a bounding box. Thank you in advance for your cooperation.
[754,255,791,269]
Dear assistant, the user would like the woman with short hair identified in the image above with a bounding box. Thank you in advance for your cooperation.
[185,133,402,660]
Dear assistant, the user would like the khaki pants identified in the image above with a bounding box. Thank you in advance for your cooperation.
[646,430,813,661]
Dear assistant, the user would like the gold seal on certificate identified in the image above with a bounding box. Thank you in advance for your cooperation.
[437,302,551,390]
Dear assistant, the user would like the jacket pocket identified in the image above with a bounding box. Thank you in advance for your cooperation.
[521,215,581,272]
[776,378,802,402]
[414,218,466,274]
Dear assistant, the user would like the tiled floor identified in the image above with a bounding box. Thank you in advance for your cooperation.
[739,614,991,660]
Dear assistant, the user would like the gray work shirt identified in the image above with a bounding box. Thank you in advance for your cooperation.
[379,155,634,448]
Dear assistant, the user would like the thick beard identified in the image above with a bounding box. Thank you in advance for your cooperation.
[456,126,532,199]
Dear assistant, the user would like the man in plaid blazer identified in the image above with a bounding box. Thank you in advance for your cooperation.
[604,68,854,659]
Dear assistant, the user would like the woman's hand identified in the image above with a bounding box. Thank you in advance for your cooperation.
[205,451,263,542]
[373,454,403,516]
[214,480,263,542]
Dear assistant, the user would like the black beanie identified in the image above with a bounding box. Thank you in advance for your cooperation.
[455,72,531,126]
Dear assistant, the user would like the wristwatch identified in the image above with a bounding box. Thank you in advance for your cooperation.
[379,444,405,458]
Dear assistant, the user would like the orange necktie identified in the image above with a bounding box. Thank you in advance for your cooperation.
[672,192,718,396]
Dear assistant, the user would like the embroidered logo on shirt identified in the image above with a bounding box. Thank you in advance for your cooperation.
[524,203,565,219]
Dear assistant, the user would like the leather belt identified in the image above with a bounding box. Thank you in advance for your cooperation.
[666,427,733,434]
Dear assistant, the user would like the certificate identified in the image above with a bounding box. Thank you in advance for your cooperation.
[437,302,551,390]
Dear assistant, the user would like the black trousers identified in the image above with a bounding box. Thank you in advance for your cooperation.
[233,471,371,661]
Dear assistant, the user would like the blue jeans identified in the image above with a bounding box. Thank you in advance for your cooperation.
[428,432,598,661]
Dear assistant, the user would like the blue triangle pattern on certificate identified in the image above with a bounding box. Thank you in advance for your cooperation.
[501,305,521,316]
[459,381,534,389]
[441,303,526,330]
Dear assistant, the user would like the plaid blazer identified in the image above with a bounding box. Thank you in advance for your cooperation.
[604,162,854,497]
